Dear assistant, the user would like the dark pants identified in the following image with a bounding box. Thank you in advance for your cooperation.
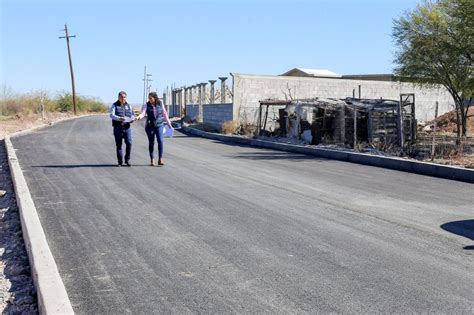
[145,125,164,160]
[113,127,132,164]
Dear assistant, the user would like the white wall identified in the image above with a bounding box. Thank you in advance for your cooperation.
[232,73,454,125]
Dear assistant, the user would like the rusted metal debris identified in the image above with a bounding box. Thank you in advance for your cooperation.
[257,95,416,151]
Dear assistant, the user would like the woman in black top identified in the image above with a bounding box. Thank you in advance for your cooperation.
[136,92,172,166]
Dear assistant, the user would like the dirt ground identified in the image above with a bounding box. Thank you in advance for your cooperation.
[0,141,38,313]
[416,107,474,168]
[423,107,474,134]
[0,112,100,140]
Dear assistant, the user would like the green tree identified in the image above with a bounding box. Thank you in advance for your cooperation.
[393,0,473,142]
[56,92,74,112]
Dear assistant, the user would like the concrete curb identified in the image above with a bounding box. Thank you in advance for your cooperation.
[182,126,474,184]
[4,116,82,315]
[5,137,74,315]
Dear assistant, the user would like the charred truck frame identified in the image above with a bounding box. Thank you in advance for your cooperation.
[257,94,416,152]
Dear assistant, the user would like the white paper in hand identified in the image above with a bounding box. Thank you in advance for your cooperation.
[163,125,174,138]
[121,116,134,123]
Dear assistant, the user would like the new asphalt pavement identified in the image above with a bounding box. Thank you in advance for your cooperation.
[11,115,474,313]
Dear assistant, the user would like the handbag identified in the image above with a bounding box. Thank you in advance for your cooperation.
[163,125,174,138]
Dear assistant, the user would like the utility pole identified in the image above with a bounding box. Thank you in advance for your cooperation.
[142,67,146,105]
[142,66,153,104]
[59,24,77,115]
[147,74,153,94]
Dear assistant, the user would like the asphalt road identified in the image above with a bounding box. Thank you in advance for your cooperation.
[11,115,474,313]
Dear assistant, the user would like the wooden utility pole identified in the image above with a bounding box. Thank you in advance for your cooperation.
[59,24,77,115]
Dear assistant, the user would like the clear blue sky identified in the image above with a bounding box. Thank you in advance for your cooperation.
[1,0,420,104]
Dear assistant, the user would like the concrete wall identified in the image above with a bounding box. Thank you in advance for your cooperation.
[232,73,454,125]
[185,104,199,121]
[185,103,233,127]
[203,103,233,127]
[166,105,182,118]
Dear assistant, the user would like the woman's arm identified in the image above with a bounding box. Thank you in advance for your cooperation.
[137,104,147,120]
[161,103,172,127]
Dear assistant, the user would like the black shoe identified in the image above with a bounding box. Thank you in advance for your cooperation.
[117,162,123,167]
[125,161,131,167]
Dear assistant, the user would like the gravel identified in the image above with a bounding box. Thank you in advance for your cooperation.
[0,140,38,314]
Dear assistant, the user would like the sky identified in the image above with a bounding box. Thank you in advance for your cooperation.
[1,0,421,104]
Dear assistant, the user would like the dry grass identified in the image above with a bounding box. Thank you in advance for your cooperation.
[221,120,240,134]
[0,87,108,117]
[431,154,474,169]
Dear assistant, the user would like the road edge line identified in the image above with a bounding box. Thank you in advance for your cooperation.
[5,137,74,315]
[181,126,474,184]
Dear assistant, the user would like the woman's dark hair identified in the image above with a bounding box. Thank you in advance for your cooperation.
[148,92,161,105]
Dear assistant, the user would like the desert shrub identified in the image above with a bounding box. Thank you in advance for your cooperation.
[0,88,52,116]
[53,92,108,113]
[221,120,239,134]
[0,87,108,116]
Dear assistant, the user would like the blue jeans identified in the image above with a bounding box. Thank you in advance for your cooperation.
[113,127,132,164]
[145,125,164,160]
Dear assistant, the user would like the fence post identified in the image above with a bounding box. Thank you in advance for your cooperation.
[190,85,195,104]
[219,77,227,103]
[197,84,203,122]
[397,98,404,150]
[177,88,182,117]
[353,104,357,150]
[431,101,439,161]
[202,83,208,121]
[209,80,217,104]
[339,105,345,144]
[201,81,208,101]
[183,87,186,115]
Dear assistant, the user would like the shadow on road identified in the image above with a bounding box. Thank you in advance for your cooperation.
[32,164,151,168]
[231,151,326,162]
[440,220,474,250]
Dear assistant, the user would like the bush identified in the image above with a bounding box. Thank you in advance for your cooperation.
[0,88,53,116]
[221,120,240,134]
[56,92,108,113]
[0,86,108,116]
[56,92,74,112]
